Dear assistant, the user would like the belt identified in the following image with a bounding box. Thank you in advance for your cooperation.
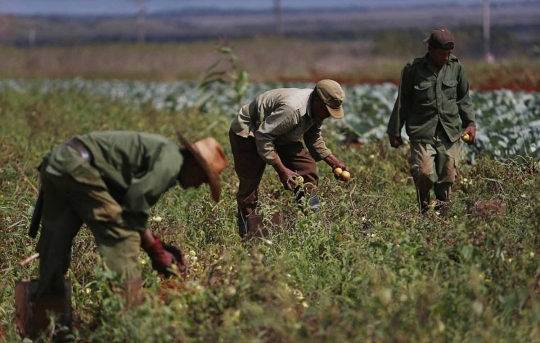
[65,138,93,163]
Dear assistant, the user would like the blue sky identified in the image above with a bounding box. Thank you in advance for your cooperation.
[0,0,531,15]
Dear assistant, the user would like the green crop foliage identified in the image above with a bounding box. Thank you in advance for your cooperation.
[0,82,539,342]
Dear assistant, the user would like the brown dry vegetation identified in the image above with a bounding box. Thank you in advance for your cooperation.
[0,39,539,91]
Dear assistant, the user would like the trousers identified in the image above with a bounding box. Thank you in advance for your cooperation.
[229,129,318,224]
[408,128,459,211]
[36,143,141,297]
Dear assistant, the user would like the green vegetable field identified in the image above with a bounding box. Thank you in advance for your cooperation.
[0,80,539,342]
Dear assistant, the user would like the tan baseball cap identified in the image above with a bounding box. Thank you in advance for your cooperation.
[315,79,345,119]
[423,28,454,50]
[176,131,228,202]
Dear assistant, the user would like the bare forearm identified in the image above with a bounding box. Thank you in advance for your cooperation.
[271,159,288,174]
[323,154,343,169]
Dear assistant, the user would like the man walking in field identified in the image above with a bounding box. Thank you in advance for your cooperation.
[387,29,476,215]
[229,79,350,238]
[32,131,227,310]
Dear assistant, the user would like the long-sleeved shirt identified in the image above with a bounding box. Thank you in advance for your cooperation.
[230,88,332,165]
[387,53,475,143]
[78,131,183,231]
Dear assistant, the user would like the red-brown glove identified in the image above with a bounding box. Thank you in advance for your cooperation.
[162,243,188,275]
[142,235,185,277]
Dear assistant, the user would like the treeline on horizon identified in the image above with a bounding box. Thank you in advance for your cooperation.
[9,0,538,18]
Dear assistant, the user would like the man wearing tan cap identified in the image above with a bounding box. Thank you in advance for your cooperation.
[230,79,350,237]
[28,130,227,330]
[387,28,476,215]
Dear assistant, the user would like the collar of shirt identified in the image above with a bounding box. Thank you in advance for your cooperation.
[421,52,458,68]
[307,90,316,124]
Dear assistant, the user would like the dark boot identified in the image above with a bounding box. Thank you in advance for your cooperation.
[23,279,72,341]
[243,212,284,241]
[245,214,266,239]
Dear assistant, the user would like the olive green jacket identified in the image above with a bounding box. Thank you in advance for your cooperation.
[77,131,183,231]
[230,88,332,165]
[387,54,475,143]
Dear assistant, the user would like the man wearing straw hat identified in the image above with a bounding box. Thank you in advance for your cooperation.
[31,131,227,312]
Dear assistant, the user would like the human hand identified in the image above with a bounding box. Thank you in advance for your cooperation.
[280,168,299,191]
[462,126,476,145]
[389,135,403,148]
[333,166,351,182]
[163,243,188,276]
[142,235,179,277]
[272,162,298,191]
[323,154,350,181]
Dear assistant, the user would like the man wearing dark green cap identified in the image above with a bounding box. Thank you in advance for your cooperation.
[387,28,476,215]
[31,131,228,318]
[229,79,350,237]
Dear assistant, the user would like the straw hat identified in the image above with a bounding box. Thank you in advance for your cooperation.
[176,131,228,202]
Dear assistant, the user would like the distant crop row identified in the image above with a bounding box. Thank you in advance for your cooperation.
[1,79,538,160]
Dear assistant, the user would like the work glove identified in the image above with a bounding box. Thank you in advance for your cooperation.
[462,125,477,145]
[162,242,188,275]
[142,234,187,277]
[389,135,403,148]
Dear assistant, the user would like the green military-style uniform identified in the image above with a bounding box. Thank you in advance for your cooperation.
[387,53,474,142]
[37,132,183,295]
[387,53,475,209]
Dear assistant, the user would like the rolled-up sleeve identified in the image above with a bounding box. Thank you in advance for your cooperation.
[254,106,299,165]
[304,123,331,161]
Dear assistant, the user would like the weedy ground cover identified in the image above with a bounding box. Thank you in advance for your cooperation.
[0,84,539,342]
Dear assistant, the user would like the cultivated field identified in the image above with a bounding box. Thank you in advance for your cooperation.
[0,77,539,341]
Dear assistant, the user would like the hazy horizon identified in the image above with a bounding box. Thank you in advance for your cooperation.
[0,0,535,15]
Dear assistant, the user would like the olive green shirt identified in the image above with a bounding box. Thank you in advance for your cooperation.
[78,131,183,231]
[230,88,332,165]
[387,54,475,143]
